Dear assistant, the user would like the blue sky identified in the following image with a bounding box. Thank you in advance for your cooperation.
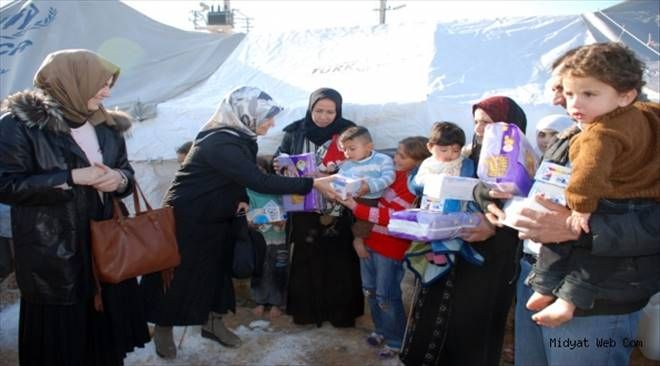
[123,0,623,33]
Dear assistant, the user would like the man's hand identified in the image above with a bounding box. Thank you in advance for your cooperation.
[513,195,579,243]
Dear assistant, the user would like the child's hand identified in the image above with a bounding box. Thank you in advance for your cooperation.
[236,202,249,215]
[353,240,370,258]
[567,211,591,234]
[338,196,357,210]
[356,180,370,197]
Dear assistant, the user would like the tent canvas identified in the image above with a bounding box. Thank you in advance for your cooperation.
[0,0,244,119]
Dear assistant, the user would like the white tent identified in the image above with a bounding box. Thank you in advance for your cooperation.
[128,15,591,204]
[2,0,658,206]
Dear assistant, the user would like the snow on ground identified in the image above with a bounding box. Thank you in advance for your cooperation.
[0,275,416,366]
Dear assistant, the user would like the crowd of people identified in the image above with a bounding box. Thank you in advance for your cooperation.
[0,42,658,366]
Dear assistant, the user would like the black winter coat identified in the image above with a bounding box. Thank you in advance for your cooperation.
[142,127,314,325]
[0,90,134,305]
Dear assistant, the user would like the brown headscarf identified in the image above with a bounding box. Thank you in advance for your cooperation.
[33,49,120,125]
[470,96,527,162]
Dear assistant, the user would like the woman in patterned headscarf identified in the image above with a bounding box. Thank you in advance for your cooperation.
[401,96,526,366]
[140,87,337,359]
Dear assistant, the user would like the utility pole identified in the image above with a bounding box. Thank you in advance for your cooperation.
[379,0,386,25]
[374,0,406,25]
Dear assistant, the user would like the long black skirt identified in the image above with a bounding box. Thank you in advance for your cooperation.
[19,279,150,366]
[141,215,235,326]
[286,212,364,327]
[400,228,518,366]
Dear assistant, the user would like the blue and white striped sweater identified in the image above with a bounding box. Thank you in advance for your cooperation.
[338,151,395,199]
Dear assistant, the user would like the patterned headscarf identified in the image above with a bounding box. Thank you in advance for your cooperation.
[34,49,120,125]
[201,86,283,138]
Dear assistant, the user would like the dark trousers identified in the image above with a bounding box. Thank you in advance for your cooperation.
[529,198,657,309]
[0,236,13,280]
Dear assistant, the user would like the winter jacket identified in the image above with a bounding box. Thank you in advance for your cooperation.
[0,90,134,305]
[354,170,416,261]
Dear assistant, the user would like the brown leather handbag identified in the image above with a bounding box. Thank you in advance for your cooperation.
[90,181,180,285]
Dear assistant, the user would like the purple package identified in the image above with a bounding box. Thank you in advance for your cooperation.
[476,122,539,196]
[276,153,321,212]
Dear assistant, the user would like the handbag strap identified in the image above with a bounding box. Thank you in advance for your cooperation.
[131,180,153,214]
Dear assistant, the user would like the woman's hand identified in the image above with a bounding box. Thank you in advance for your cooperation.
[512,195,579,243]
[459,212,496,242]
[272,158,282,174]
[90,163,124,192]
[71,165,106,186]
[484,188,513,226]
[313,175,337,200]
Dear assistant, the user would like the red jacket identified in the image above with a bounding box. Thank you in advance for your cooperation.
[352,170,416,260]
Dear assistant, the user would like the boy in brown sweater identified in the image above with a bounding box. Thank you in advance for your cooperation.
[526,43,660,327]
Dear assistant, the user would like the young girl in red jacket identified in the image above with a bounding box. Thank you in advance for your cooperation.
[338,136,430,358]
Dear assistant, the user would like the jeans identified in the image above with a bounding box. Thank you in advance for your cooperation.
[360,248,406,349]
[516,257,642,366]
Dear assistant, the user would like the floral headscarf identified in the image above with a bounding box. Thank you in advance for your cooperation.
[200,86,283,139]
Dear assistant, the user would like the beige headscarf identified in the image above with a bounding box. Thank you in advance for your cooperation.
[33,49,120,125]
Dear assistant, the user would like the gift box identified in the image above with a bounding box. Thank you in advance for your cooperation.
[423,174,480,201]
[477,122,540,196]
[501,161,572,230]
[332,175,364,200]
[387,209,480,241]
[275,153,322,212]
[421,174,479,211]
[247,199,287,224]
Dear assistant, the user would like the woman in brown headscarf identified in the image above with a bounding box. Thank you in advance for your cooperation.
[0,49,149,365]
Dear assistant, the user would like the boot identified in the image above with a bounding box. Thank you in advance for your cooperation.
[201,312,242,348]
[153,325,176,358]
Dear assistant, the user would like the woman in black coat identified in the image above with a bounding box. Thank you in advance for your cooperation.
[141,87,337,359]
[276,88,364,327]
[0,49,149,366]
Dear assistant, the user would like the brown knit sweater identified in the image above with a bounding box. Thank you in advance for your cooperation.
[566,102,660,213]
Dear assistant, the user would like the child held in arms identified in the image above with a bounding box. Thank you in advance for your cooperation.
[527,42,660,327]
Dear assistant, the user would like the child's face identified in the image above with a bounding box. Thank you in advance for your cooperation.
[394,144,419,172]
[428,143,461,162]
[562,75,636,124]
[342,138,373,161]
[536,129,558,153]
